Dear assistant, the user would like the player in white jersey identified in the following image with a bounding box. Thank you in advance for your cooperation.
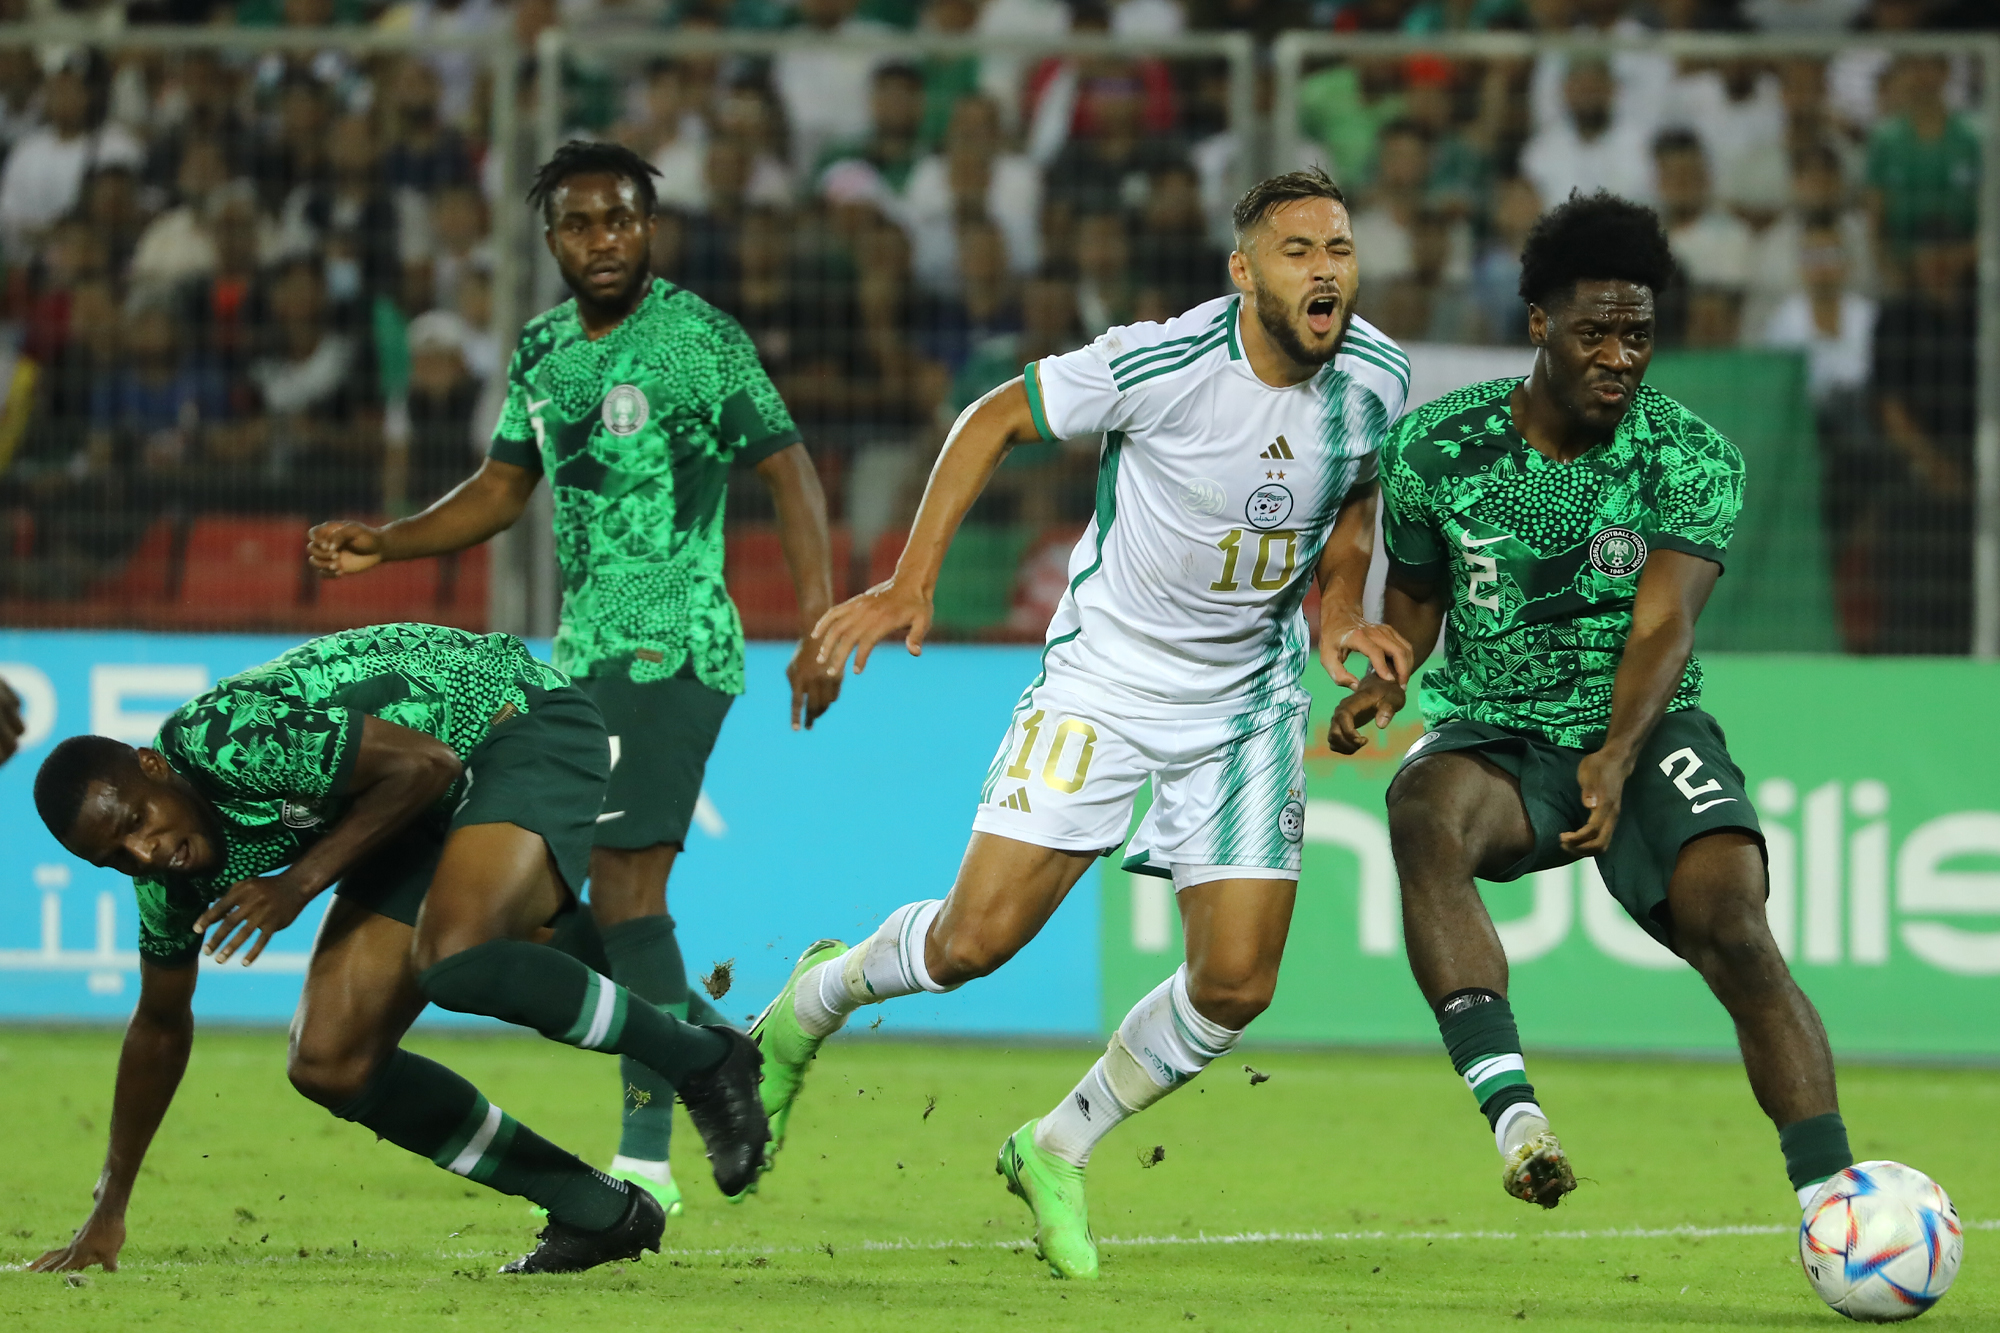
[748,168,1413,1279]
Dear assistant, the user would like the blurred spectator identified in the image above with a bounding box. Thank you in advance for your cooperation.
[1042,60,1185,230]
[1133,163,1227,315]
[1776,58,1858,181]
[1189,0,1310,44]
[242,256,382,511]
[1864,55,1979,279]
[179,183,275,378]
[950,261,1085,418]
[1072,210,1135,335]
[454,263,499,382]
[1654,130,1751,347]
[277,114,414,314]
[1828,0,1969,139]
[1755,218,1878,542]
[906,94,1042,292]
[1297,58,1406,191]
[1402,58,1490,223]
[419,182,493,318]
[380,58,476,195]
[403,308,481,506]
[248,74,334,214]
[638,61,711,212]
[1742,0,1866,27]
[927,217,1022,372]
[1528,0,1671,140]
[1024,4,1177,167]
[774,0,892,172]
[375,0,504,130]
[1370,207,1482,343]
[1352,121,1472,290]
[916,0,984,148]
[1870,227,1974,654]
[132,137,235,287]
[1521,59,1658,210]
[683,137,757,299]
[1744,143,1876,335]
[145,50,249,194]
[973,0,1070,133]
[817,64,929,207]
[0,46,41,155]
[0,52,144,254]
[1662,58,1788,217]
[1469,174,1541,345]
[710,84,799,208]
[78,166,149,280]
[89,292,233,483]
[22,220,112,369]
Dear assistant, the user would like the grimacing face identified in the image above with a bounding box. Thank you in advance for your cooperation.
[545,172,655,310]
[62,749,224,880]
[1231,195,1358,371]
[1531,278,1655,437]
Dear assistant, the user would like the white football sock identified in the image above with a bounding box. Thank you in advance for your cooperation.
[1798,1179,1831,1211]
[792,899,948,1040]
[1034,965,1243,1169]
[1494,1101,1550,1157]
[609,1153,674,1187]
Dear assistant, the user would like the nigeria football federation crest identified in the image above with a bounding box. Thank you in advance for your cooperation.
[600,384,650,437]
[280,800,325,830]
[1587,526,1647,578]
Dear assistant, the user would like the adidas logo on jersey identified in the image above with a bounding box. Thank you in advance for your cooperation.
[998,787,1033,813]
[1258,436,1296,460]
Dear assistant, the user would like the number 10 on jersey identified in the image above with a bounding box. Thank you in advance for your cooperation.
[1005,710,1098,793]
[1211,528,1299,592]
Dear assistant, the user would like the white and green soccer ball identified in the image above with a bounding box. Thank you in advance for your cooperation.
[1801,1161,1962,1322]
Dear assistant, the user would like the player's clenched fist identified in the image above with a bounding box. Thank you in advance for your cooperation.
[306,520,386,578]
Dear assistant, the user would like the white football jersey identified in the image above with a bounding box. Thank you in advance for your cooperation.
[1024,295,1409,718]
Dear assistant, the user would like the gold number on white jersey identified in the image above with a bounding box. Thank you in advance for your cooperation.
[1212,528,1298,593]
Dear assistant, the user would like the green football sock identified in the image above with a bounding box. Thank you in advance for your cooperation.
[1780,1112,1853,1195]
[547,901,612,974]
[330,1048,629,1231]
[602,915,689,1163]
[1435,988,1544,1141]
[418,939,730,1086]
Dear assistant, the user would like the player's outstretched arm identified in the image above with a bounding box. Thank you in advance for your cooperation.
[196,717,464,964]
[755,442,842,730]
[1327,569,1445,755]
[1314,481,1413,689]
[1562,548,1721,856]
[814,378,1041,678]
[30,959,197,1273]
[306,458,540,578]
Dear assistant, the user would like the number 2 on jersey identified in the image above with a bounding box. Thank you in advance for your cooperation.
[1210,529,1298,592]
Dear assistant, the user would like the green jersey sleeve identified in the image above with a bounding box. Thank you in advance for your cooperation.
[488,343,544,474]
[1380,420,1443,578]
[160,693,363,806]
[1645,408,1744,568]
[133,875,207,965]
[707,307,801,468]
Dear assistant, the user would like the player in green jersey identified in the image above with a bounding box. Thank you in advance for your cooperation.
[308,143,840,1213]
[26,625,771,1275]
[1330,194,1853,1220]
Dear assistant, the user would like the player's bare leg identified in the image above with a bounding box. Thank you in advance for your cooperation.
[1667,830,1846,1205]
[289,896,663,1270]
[410,822,770,1200]
[1388,752,1576,1208]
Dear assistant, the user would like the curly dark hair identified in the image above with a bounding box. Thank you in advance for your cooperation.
[1231,166,1348,243]
[34,735,133,841]
[1517,190,1676,310]
[527,140,662,225]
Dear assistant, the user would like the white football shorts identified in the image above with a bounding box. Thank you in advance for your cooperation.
[971,672,1310,890]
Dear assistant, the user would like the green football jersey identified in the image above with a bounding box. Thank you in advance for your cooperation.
[1381,378,1744,748]
[133,624,570,964]
[488,278,802,692]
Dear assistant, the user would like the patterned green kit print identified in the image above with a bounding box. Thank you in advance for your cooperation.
[135,624,571,963]
[489,278,801,692]
[1381,379,1744,747]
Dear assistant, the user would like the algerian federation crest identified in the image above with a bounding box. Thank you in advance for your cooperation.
[1245,484,1294,530]
[1279,800,1305,843]
[1587,526,1647,578]
[601,384,649,437]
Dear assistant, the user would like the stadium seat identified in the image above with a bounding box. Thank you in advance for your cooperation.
[176,516,307,623]
[91,516,178,607]
[312,557,442,628]
[726,524,852,639]
[438,545,490,629]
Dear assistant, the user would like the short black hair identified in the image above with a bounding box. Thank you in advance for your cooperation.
[1651,128,1704,160]
[527,140,662,225]
[1517,190,1676,309]
[34,735,134,841]
[1231,166,1348,243]
[873,62,925,89]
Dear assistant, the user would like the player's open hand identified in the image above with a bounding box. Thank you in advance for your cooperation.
[306,520,385,578]
[811,580,933,679]
[1327,674,1406,755]
[195,872,314,965]
[0,674,23,765]
[1321,619,1413,689]
[1561,748,1634,856]
[30,1207,124,1273]
[786,631,843,730]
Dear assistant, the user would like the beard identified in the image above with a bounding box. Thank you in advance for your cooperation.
[1252,276,1343,370]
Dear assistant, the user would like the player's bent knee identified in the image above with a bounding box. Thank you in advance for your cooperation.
[1186,972,1275,1030]
[286,1043,379,1109]
[929,928,1018,986]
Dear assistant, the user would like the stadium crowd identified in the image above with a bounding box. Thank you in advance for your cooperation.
[0,0,1987,650]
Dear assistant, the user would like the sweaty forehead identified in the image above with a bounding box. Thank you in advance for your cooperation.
[1257,197,1351,244]
[552,174,641,216]
[1561,279,1654,318]
[67,779,131,856]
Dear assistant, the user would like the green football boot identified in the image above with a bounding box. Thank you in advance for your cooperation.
[997,1119,1099,1280]
[747,938,848,1166]
[610,1165,684,1218]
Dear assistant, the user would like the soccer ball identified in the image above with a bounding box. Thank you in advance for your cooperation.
[1800,1161,1962,1322]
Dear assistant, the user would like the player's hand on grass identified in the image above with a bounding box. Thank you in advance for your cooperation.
[306,520,385,577]
[787,631,843,730]
[195,872,315,965]
[1561,748,1634,856]
[30,1207,124,1273]
[1327,675,1407,755]
[0,674,22,764]
[812,580,933,679]
[1320,619,1413,689]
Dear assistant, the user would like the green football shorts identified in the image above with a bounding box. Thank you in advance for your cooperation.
[573,666,734,851]
[333,683,610,926]
[1393,707,1764,950]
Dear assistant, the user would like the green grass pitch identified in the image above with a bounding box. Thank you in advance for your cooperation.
[2,1028,1994,1331]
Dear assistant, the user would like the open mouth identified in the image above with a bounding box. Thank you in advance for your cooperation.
[586,262,624,285]
[170,839,189,872]
[1305,294,1339,336]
